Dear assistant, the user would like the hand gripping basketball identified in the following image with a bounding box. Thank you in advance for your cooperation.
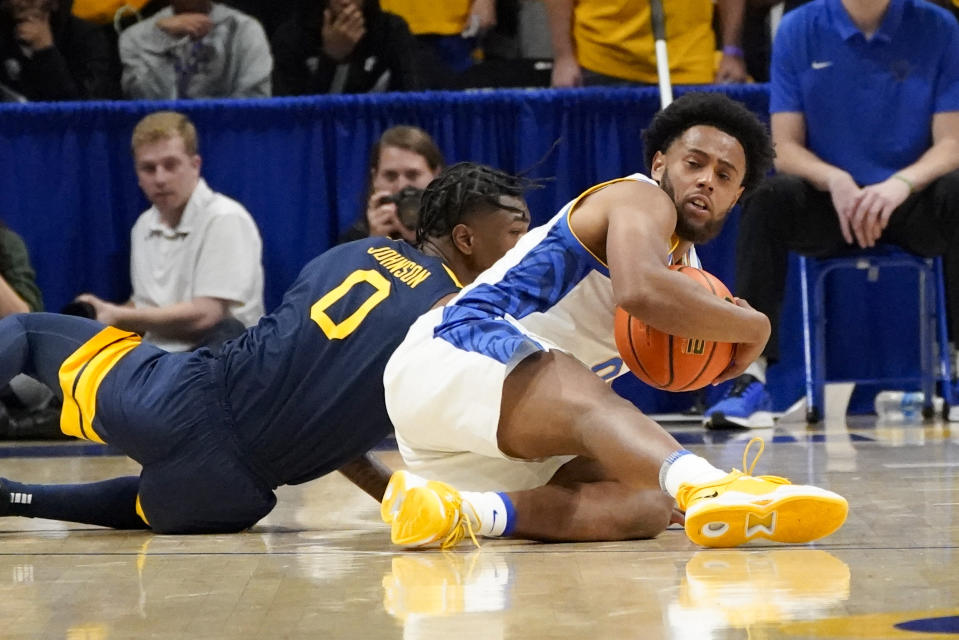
[614,265,734,391]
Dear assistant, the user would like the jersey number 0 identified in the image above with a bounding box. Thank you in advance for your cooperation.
[310,269,392,339]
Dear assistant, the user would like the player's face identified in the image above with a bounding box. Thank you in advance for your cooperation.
[134,135,201,218]
[650,125,746,244]
[372,146,439,195]
[465,195,531,273]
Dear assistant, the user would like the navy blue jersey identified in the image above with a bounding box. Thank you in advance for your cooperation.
[218,238,459,486]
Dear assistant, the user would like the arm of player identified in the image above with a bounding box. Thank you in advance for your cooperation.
[572,180,768,345]
[338,451,393,502]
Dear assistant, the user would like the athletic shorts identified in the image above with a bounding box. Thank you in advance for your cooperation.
[384,307,574,492]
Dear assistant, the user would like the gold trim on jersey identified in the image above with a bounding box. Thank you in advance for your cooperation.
[667,234,695,266]
[135,495,150,526]
[564,176,632,268]
[565,176,694,267]
[441,264,463,289]
[58,326,141,443]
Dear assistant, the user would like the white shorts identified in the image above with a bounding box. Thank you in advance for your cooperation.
[384,307,575,492]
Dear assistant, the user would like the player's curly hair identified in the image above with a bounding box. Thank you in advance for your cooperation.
[642,92,774,191]
[416,162,539,245]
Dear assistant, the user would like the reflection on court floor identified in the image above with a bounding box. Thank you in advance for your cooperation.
[0,417,957,639]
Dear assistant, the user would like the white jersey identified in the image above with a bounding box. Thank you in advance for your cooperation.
[435,172,699,379]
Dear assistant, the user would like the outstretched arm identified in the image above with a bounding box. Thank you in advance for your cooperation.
[338,451,393,501]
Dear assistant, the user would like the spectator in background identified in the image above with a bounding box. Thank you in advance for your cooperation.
[75,111,265,352]
[118,0,271,99]
[0,0,114,100]
[272,0,422,95]
[0,221,41,317]
[454,0,554,89]
[703,0,959,429]
[0,220,58,439]
[546,0,748,88]
[741,0,811,83]
[215,0,294,36]
[379,0,495,88]
[339,125,444,243]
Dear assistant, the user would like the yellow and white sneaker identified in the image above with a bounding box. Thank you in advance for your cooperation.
[386,478,479,549]
[676,438,848,547]
[381,470,428,524]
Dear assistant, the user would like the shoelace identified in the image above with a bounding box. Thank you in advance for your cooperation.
[675,437,789,509]
[436,488,481,550]
[740,436,789,484]
[742,436,763,473]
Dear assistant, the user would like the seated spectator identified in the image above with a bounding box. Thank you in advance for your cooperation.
[118,0,271,99]
[703,0,959,429]
[380,0,495,88]
[219,0,294,36]
[454,0,553,89]
[0,220,59,439]
[0,221,41,317]
[339,124,444,243]
[272,0,423,95]
[75,111,265,352]
[0,0,114,100]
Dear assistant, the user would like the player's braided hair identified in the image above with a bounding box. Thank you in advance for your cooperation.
[416,162,538,245]
[642,91,774,191]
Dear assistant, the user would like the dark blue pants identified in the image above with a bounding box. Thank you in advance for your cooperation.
[0,313,276,533]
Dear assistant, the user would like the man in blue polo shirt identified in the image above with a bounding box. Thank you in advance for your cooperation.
[704,0,959,429]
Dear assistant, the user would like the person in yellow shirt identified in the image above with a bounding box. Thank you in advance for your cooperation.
[547,0,748,87]
[380,0,494,85]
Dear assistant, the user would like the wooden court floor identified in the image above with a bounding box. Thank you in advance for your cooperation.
[1,417,958,640]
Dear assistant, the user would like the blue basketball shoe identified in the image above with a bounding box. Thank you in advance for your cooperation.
[703,374,774,429]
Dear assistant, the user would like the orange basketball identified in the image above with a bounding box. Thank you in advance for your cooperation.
[614,265,735,391]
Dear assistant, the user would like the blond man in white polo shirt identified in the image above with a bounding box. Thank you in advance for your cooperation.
[76,111,264,352]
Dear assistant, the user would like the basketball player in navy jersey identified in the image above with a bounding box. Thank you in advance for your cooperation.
[0,162,532,534]
[381,93,850,550]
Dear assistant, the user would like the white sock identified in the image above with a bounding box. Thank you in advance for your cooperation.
[660,451,728,498]
[744,357,767,384]
[460,491,512,537]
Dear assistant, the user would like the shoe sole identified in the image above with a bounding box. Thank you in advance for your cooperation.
[685,486,848,547]
[704,411,775,430]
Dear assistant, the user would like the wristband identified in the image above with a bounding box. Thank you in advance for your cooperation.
[892,173,915,193]
[722,45,745,58]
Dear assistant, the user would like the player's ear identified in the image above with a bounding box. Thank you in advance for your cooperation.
[451,222,473,255]
[732,184,745,207]
[650,151,666,181]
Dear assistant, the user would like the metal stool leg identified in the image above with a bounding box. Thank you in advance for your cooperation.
[919,259,936,418]
[935,257,954,413]
[799,256,821,423]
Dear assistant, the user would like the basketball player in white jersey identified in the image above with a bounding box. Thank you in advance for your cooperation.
[381,92,849,549]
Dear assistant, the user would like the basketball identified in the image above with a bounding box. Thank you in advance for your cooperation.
[614,265,735,391]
